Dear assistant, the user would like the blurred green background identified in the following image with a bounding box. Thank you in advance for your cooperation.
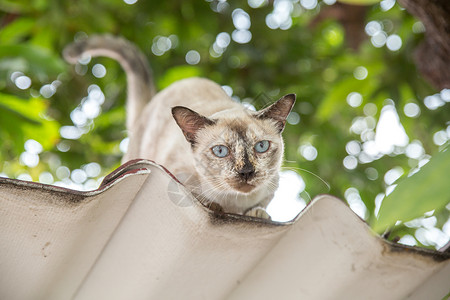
[0,0,448,249]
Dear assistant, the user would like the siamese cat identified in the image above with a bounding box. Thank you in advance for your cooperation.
[64,35,295,219]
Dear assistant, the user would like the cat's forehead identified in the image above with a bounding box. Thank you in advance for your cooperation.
[210,116,279,141]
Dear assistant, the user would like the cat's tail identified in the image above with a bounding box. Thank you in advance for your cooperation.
[63,34,155,131]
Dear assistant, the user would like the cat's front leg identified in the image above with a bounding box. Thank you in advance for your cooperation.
[244,206,271,220]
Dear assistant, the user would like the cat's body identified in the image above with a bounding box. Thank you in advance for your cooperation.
[127,77,277,214]
[64,35,295,218]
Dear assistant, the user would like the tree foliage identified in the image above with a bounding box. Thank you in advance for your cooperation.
[0,0,448,249]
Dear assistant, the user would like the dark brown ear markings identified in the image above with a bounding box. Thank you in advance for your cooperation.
[172,106,215,145]
[256,94,296,132]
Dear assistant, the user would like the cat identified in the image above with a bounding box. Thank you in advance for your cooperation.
[64,35,295,219]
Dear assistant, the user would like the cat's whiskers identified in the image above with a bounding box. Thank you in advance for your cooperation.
[198,184,222,200]
[283,160,297,164]
[266,180,278,190]
[207,176,232,192]
[197,180,230,205]
[280,166,330,191]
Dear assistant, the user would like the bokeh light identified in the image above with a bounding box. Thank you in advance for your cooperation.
[14,75,32,90]
[265,0,295,30]
[433,130,448,146]
[347,92,363,107]
[343,156,358,170]
[386,34,402,51]
[40,83,57,98]
[345,140,361,156]
[39,172,54,184]
[185,50,201,65]
[384,166,403,185]
[374,104,409,154]
[248,0,268,8]
[287,111,300,125]
[371,31,387,47]
[405,140,425,159]
[152,35,177,56]
[380,0,396,11]
[353,66,368,80]
[232,9,252,43]
[424,94,445,110]
[299,144,318,161]
[345,187,368,220]
[119,137,129,154]
[403,102,420,118]
[92,64,107,78]
[268,170,306,222]
[365,167,378,181]
[300,0,317,10]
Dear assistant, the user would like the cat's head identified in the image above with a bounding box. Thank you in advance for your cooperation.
[172,94,295,196]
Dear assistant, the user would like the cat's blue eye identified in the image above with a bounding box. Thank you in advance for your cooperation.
[211,145,229,157]
[254,140,270,153]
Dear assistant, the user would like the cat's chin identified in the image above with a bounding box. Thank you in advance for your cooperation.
[230,182,256,194]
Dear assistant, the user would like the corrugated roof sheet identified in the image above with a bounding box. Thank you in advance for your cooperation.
[1,160,449,300]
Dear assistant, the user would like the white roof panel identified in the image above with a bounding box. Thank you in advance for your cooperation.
[0,160,448,300]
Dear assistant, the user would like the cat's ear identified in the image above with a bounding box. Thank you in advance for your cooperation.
[256,94,296,132]
[172,106,215,144]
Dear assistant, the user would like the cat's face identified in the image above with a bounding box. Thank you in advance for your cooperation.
[192,117,284,194]
[172,94,295,196]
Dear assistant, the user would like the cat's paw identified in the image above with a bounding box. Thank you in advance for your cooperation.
[244,207,271,220]
[208,202,224,214]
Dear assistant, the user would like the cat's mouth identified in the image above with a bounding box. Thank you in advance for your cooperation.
[229,181,256,193]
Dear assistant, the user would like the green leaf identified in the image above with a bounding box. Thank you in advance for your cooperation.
[0,18,35,44]
[316,77,354,121]
[0,93,59,150]
[157,65,202,90]
[0,0,48,13]
[0,44,66,79]
[373,148,450,233]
